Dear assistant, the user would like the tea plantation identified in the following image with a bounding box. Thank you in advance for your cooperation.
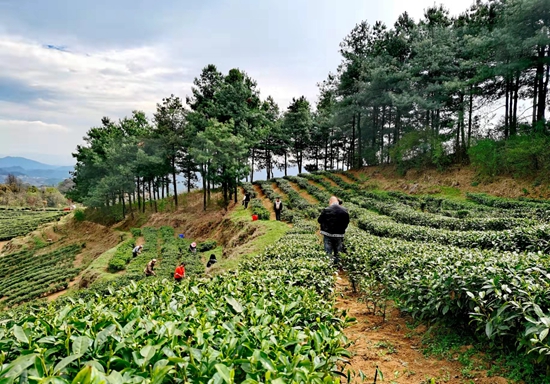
[1,172,550,382]
[0,207,67,241]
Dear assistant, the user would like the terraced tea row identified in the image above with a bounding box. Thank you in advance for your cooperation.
[0,220,350,383]
[0,210,68,241]
[341,227,550,357]
[0,244,82,305]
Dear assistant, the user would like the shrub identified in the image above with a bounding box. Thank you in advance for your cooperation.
[108,238,137,272]
[197,240,217,252]
[73,209,86,222]
[130,228,142,238]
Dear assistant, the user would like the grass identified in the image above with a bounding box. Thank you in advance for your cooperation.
[209,205,289,272]
[421,324,549,383]
[82,239,127,282]
[436,186,464,199]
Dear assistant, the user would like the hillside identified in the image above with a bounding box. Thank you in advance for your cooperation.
[351,164,550,199]
[1,170,550,382]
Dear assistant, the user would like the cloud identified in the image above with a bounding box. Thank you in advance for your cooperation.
[0,119,69,132]
[0,0,477,164]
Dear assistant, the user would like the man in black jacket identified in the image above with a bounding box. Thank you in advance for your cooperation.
[318,196,350,268]
[273,197,283,221]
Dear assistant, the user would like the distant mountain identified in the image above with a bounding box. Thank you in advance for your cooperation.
[0,156,73,186]
[0,156,61,170]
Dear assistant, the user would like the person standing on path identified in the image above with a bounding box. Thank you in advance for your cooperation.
[317,196,350,269]
[273,197,283,221]
[243,192,251,209]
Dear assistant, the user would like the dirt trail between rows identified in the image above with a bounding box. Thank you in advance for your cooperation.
[288,181,319,204]
[271,183,289,199]
[335,276,509,384]
[253,184,275,220]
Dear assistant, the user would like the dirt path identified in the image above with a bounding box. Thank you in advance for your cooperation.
[271,183,289,199]
[308,179,327,191]
[47,280,78,302]
[0,241,7,253]
[319,175,339,187]
[336,173,356,185]
[288,181,319,204]
[253,184,276,220]
[335,276,510,384]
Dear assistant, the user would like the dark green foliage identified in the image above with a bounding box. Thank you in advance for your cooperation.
[107,239,137,272]
[249,199,270,220]
[130,228,142,238]
[197,239,217,252]
[469,135,550,181]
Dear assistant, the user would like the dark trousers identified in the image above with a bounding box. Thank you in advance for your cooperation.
[244,200,249,208]
[275,210,281,221]
[323,236,343,267]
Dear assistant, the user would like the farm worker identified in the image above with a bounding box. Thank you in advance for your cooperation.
[132,245,143,258]
[189,242,197,253]
[174,262,185,281]
[243,192,251,209]
[144,259,157,276]
[273,197,283,221]
[206,254,217,268]
[317,196,350,269]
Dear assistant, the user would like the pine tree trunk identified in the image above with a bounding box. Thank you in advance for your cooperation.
[284,153,287,176]
[357,112,362,169]
[172,158,178,208]
[137,178,141,212]
[202,163,207,211]
[468,89,473,149]
[504,78,509,139]
[512,72,519,136]
[536,47,546,123]
[461,98,466,160]
[250,148,255,183]
[542,48,550,123]
[121,191,126,218]
[351,114,356,168]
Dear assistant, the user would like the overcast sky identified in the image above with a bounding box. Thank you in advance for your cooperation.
[0,0,474,165]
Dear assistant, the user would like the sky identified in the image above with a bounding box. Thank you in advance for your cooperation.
[0,0,475,165]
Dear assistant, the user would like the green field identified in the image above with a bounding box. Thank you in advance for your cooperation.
[1,173,550,382]
[0,208,67,241]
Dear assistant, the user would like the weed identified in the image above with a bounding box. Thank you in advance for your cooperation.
[375,340,397,354]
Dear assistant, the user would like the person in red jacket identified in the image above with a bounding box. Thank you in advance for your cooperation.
[174,262,185,282]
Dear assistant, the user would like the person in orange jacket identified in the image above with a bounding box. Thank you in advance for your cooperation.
[174,262,185,282]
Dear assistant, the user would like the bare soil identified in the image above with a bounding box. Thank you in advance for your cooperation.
[308,179,327,191]
[0,241,7,253]
[320,175,339,187]
[336,276,511,384]
[271,183,289,199]
[336,173,356,185]
[288,181,319,204]
[253,184,276,220]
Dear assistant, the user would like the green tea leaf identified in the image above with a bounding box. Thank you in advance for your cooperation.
[225,296,243,313]
[72,336,92,356]
[13,325,29,344]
